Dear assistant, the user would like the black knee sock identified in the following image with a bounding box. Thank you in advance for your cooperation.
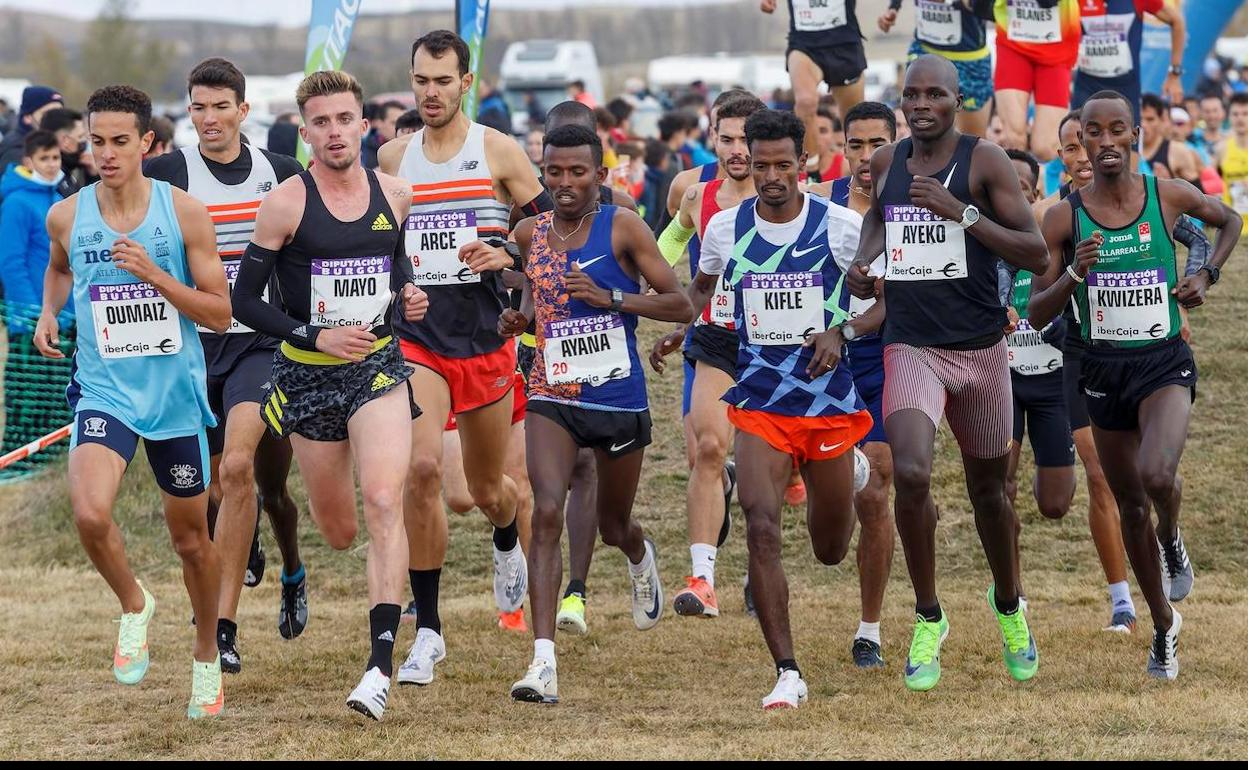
[994,592,1020,616]
[410,568,442,634]
[492,518,519,552]
[217,618,237,645]
[776,658,801,677]
[564,579,587,599]
[917,603,943,623]
[367,603,401,677]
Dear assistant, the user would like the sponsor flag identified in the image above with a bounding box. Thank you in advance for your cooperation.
[457,0,492,119]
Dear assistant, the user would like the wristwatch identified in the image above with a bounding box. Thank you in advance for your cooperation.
[1199,265,1221,285]
[840,322,859,342]
[610,288,625,312]
[1168,65,1184,77]
[504,241,522,270]
[959,204,981,228]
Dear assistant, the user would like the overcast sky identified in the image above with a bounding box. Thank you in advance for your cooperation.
[0,0,732,26]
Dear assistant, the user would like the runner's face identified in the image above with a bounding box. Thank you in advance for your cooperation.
[525,130,544,165]
[1059,119,1092,186]
[1201,98,1225,129]
[1140,106,1164,146]
[88,111,153,187]
[714,117,751,181]
[1230,103,1248,135]
[412,47,468,129]
[750,137,803,209]
[816,115,836,156]
[844,118,891,189]
[1082,99,1137,178]
[189,85,248,154]
[900,65,959,141]
[1010,159,1038,204]
[543,144,606,218]
[300,92,365,171]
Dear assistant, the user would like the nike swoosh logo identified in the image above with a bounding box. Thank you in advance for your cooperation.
[905,661,921,676]
[610,440,635,452]
[942,164,957,188]
[792,245,822,258]
[575,255,608,270]
[645,593,661,620]
[819,442,845,452]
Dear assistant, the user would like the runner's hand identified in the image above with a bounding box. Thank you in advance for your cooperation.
[1004,305,1020,335]
[33,312,64,359]
[1173,273,1208,309]
[878,8,897,32]
[759,0,777,13]
[909,176,966,222]
[112,237,162,284]
[565,267,611,308]
[848,261,877,299]
[649,327,686,373]
[314,325,376,362]
[1073,231,1102,279]
[498,308,529,337]
[402,283,429,321]
[803,327,844,377]
[1163,73,1184,106]
[459,240,511,273]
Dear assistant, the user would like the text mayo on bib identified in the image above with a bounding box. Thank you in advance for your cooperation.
[310,255,393,328]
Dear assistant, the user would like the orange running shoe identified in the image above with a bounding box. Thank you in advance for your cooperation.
[784,480,807,507]
[498,608,529,633]
[672,576,719,617]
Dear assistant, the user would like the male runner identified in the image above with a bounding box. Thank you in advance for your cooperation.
[502,124,692,704]
[651,93,766,618]
[1069,0,1185,119]
[760,0,868,173]
[146,57,307,673]
[233,70,428,718]
[378,30,548,686]
[1028,90,1240,679]
[878,0,994,137]
[848,55,1049,692]
[1198,93,1228,158]
[34,85,231,718]
[698,109,871,708]
[1141,94,1204,186]
[1214,92,1248,217]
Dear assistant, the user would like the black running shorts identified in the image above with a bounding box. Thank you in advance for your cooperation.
[1080,338,1197,432]
[526,399,651,459]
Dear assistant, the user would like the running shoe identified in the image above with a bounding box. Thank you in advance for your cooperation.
[1159,530,1194,602]
[1104,608,1136,634]
[761,669,808,710]
[718,461,736,547]
[187,655,224,719]
[672,576,719,618]
[556,594,588,635]
[784,479,807,507]
[498,608,528,633]
[852,638,884,669]
[218,624,241,675]
[494,544,528,615]
[278,572,309,640]
[510,657,559,704]
[1146,608,1182,681]
[988,585,1038,682]
[397,627,446,686]
[244,518,265,588]
[114,583,156,686]
[400,599,418,625]
[630,539,664,631]
[904,613,950,692]
[347,666,391,720]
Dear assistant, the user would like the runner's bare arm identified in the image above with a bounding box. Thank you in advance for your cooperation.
[487,128,545,209]
[1154,2,1187,105]
[33,199,76,358]
[1164,179,1241,307]
[141,189,230,333]
[587,209,692,324]
[678,183,704,230]
[1027,200,1081,330]
[667,166,703,217]
[850,146,892,297]
[377,133,414,177]
[955,141,1048,273]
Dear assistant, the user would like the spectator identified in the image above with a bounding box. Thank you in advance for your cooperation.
[477,80,513,135]
[568,79,597,108]
[524,127,544,170]
[606,97,634,141]
[0,85,64,203]
[395,109,423,136]
[1169,107,1210,164]
[814,104,846,181]
[39,107,93,197]
[0,98,14,136]
[657,110,689,174]
[594,106,621,169]
[525,91,546,129]
[362,99,405,168]
[267,120,299,159]
[1199,93,1228,155]
[146,115,176,158]
[640,136,675,230]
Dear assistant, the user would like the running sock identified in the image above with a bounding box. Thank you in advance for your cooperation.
[410,568,442,634]
[1108,580,1134,610]
[534,638,556,664]
[492,518,519,553]
[917,603,943,623]
[564,580,587,600]
[367,603,401,677]
[628,542,654,576]
[994,592,1020,616]
[690,543,717,588]
[217,618,237,644]
[855,620,881,645]
[282,564,305,585]
[776,658,801,677]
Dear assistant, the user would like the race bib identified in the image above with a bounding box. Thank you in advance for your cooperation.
[884,204,968,281]
[793,0,847,31]
[1007,0,1061,44]
[916,0,961,46]
[1078,21,1132,78]
[1087,269,1170,342]
[197,259,266,334]
[90,282,183,359]
[405,210,481,285]
[309,256,393,328]
[709,274,736,327]
[742,272,824,346]
[1007,319,1063,375]
[1230,181,1248,214]
[544,314,631,385]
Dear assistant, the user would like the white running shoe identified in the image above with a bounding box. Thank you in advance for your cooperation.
[762,669,808,710]
[852,447,870,494]
[347,666,391,720]
[1146,609,1182,681]
[494,544,528,614]
[397,627,446,686]
[510,657,559,704]
[630,539,664,631]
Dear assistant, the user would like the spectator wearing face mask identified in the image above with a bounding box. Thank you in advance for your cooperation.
[39,107,95,197]
[0,85,64,205]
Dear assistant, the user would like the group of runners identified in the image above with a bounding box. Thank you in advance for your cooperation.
[34,19,1239,721]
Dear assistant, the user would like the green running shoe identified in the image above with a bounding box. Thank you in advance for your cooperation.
[988,585,1038,682]
[904,613,950,692]
[114,582,156,686]
[556,593,588,635]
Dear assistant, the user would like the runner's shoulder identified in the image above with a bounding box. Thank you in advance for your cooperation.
[377,132,415,172]
[46,194,78,237]
[143,149,187,187]
[483,123,528,165]
[259,173,309,217]
[373,169,414,206]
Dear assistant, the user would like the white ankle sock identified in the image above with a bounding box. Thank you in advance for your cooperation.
[690,543,717,587]
[629,542,654,576]
[1108,581,1134,611]
[534,638,556,664]
[855,620,881,645]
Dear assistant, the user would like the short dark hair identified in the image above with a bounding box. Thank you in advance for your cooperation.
[658,111,687,142]
[543,123,603,167]
[606,97,633,126]
[1058,108,1082,139]
[38,107,82,135]
[716,94,766,127]
[593,106,617,130]
[1199,92,1226,106]
[1137,92,1168,119]
[411,30,470,77]
[188,57,246,103]
[1229,92,1248,109]
[712,88,751,112]
[396,109,423,132]
[843,101,896,140]
[644,137,669,168]
[571,79,586,91]
[378,100,406,119]
[150,115,175,147]
[1005,148,1040,188]
[546,100,595,132]
[87,85,152,135]
[744,108,805,156]
[816,104,841,130]
[23,129,58,157]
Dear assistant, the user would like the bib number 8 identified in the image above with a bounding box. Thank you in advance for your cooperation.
[318,300,326,313]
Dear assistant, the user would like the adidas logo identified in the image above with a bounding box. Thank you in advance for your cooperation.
[377,630,394,642]
[371,372,397,391]
[371,213,394,231]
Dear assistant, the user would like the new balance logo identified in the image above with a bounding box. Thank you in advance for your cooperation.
[372,213,394,231]
[257,181,273,193]
[459,160,479,171]
[371,372,397,391]
[377,630,394,642]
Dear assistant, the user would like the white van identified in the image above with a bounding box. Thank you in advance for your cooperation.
[499,40,604,134]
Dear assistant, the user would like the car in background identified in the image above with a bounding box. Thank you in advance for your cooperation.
[500,40,604,134]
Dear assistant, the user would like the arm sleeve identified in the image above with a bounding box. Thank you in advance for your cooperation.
[1174,214,1212,276]
[391,234,415,290]
[657,216,696,266]
[233,242,321,350]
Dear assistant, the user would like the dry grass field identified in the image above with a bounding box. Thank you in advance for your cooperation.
[1,248,1246,759]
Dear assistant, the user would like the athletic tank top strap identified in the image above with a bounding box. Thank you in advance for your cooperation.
[699,179,726,238]
[1147,139,1171,174]
[698,162,719,183]
[829,176,851,207]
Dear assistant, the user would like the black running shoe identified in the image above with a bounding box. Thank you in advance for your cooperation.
[717,461,736,548]
[218,626,242,674]
[244,519,265,588]
[852,637,885,669]
[278,573,309,640]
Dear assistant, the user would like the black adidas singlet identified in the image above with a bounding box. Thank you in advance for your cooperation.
[787,0,862,49]
[879,134,1005,348]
